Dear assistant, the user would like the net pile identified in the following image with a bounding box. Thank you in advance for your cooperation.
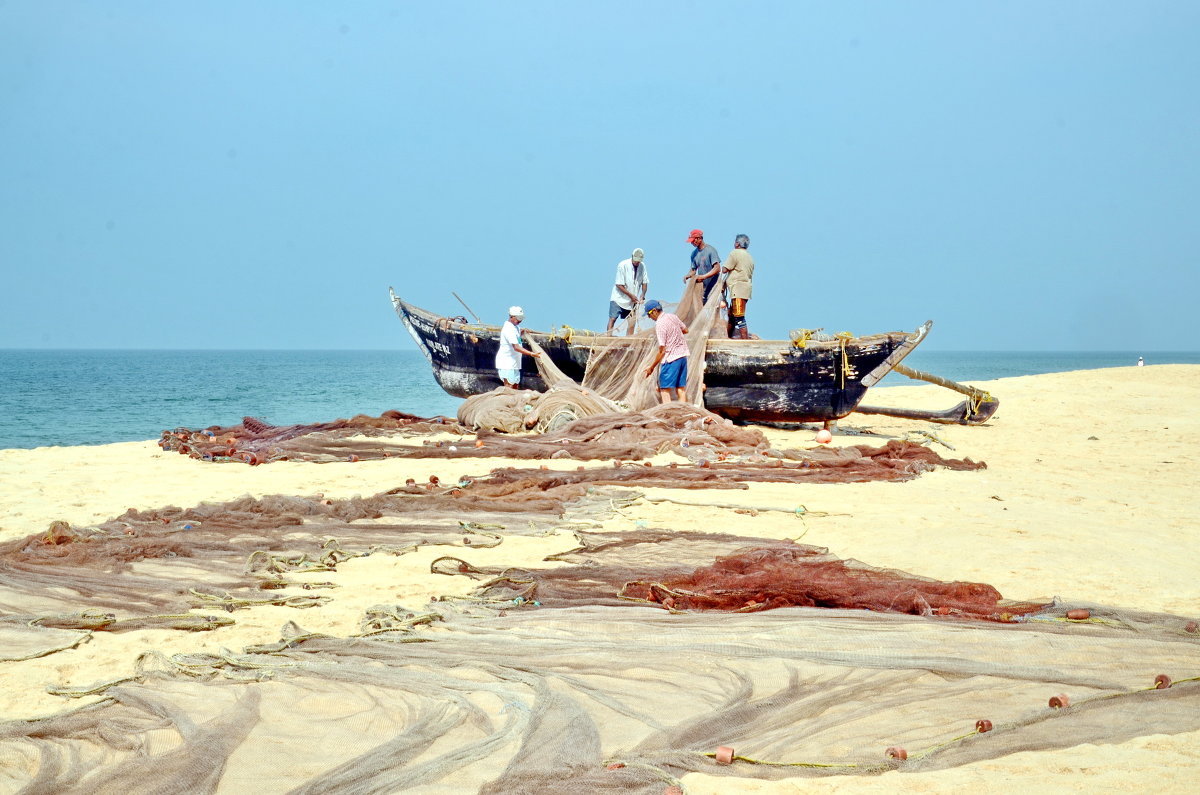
[449,530,1045,620]
[158,410,467,465]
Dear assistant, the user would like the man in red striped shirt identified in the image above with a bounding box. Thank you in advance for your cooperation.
[642,299,690,403]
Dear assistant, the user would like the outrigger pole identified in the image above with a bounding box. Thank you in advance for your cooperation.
[855,364,1000,425]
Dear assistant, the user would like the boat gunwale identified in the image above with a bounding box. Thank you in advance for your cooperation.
[395,297,915,353]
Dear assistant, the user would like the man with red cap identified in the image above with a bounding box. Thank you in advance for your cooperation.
[682,229,722,305]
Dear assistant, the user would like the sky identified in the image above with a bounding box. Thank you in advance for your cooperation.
[1,1,1197,352]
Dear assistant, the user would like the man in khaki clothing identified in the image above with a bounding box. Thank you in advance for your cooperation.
[723,234,755,339]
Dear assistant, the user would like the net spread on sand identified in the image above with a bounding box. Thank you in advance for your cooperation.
[2,446,1199,792]
[7,292,1198,790]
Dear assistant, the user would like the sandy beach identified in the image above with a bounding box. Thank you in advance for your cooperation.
[1,364,1198,793]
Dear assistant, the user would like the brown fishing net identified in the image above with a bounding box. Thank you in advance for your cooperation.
[578,274,730,413]
[158,410,467,464]
[449,530,1044,620]
[2,459,1199,793]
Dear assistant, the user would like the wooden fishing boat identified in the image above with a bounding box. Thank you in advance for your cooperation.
[389,290,965,424]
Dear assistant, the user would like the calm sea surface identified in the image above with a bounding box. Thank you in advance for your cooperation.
[1,349,1197,450]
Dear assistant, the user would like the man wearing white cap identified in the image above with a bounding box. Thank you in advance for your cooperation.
[607,247,650,335]
[495,306,539,388]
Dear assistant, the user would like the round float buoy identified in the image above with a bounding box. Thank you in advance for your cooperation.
[1049,693,1070,708]
[1066,608,1090,620]
[976,719,993,733]
[886,746,907,760]
[347,454,359,462]
[1155,674,1172,689]
[714,746,734,765]
[815,429,833,444]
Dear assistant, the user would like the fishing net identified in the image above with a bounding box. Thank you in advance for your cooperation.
[451,530,1045,620]
[575,274,731,413]
[158,411,467,465]
[1,474,1198,793]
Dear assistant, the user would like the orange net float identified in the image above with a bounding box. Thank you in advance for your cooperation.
[429,475,440,485]
[976,719,993,733]
[1049,693,1070,708]
[1066,608,1090,620]
[347,454,360,462]
[1186,621,1198,633]
[886,746,907,760]
[239,452,261,466]
[1154,674,1173,689]
[714,746,735,765]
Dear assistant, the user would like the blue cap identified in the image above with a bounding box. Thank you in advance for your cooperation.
[644,299,663,314]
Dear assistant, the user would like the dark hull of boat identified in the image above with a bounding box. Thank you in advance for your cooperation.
[392,293,929,423]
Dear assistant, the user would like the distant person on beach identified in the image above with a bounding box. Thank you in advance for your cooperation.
[642,299,690,402]
[1138,356,1145,367]
[682,229,722,305]
[607,247,649,336]
[723,233,755,339]
[495,306,539,388]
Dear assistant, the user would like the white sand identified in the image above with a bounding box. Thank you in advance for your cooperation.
[1,364,1198,792]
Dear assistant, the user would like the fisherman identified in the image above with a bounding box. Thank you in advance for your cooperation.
[642,299,690,403]
[682,229,722,305]
[723,233,755,339]
[607,247,649,335]
[495,306,539,388]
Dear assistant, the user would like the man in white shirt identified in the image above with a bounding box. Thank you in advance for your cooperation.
[495,306,539,388]
[606,248,649,335]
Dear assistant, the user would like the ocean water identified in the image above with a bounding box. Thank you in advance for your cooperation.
[1,349,1197,450]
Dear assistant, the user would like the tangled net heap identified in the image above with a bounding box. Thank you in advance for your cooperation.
[158,402,989,481]
[441,529,1046,620]
[158,410,468,464]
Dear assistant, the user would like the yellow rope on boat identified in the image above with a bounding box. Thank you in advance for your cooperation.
[834,332,854,388]
[789,329,816,349]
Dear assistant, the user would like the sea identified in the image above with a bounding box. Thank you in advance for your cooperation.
[1,349,1197,450]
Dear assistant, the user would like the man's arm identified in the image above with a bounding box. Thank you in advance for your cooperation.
[617,284,639,303]
[696,251,721,280]
[643,345,666,378]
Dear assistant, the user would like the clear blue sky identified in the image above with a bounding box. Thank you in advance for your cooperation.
[2,2,1197,351]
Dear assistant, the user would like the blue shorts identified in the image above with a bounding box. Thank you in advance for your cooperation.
[498,368,521,384]
[658,357,687,389]
[608,301,632,320]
